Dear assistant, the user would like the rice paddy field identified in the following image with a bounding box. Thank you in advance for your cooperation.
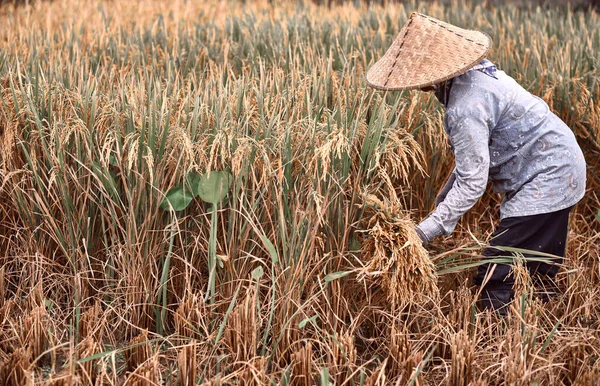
[0,0,599,384]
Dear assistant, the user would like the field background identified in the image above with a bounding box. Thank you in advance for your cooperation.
[0,0,599,384]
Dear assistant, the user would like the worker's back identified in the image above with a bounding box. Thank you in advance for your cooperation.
[446,68,586,219]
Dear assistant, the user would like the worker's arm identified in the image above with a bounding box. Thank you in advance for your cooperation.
[435,167,457,207]
[416,104,491,245]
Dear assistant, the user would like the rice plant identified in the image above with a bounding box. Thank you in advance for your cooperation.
[0,0,598,384]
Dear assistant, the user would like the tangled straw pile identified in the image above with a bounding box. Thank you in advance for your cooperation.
[358,194,439,308]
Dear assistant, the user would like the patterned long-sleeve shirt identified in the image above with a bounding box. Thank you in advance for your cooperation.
[416,61,587,243]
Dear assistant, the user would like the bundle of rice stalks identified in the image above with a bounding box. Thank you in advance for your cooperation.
[124,330,152,373]
[327,331,357,384]
[174,291,208,340]
[78,301,104,344]
[357,194,439,308]
[0,347,33,385]
[291,342,314,386]
[22,305,49,361]
[177,343,197,386]
[76,337,102,385]
[124,355,162,386]
[387,326,424,382]
[448,329,474,386]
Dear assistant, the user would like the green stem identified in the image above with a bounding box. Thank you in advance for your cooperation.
[157,223,177,335]
[205,203,218,304]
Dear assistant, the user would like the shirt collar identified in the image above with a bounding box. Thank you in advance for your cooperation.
[433,59,498,106]
[469,59,498,79]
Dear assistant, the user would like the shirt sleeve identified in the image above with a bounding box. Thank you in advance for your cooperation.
[435,167,457,207]
[417,104,491,242]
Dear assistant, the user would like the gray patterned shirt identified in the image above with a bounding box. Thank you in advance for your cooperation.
[416,62,587,243]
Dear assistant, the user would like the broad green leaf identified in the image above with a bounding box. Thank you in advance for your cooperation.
[260,234,279,263]
[324,270,351,283]
[198,170,232,204]
[186,172,202,197]
[160,185,194,211]
[298,315,318,329]
[251,266,264,281]
[320,367,330,386]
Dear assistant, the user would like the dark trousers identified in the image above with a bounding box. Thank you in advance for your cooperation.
[473,206,572,310]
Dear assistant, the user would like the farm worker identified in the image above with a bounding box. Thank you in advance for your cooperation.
[365,13,586,314]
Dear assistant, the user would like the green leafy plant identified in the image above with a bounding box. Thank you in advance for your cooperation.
[160,170,232,302]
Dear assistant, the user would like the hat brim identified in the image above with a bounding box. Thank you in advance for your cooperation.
[365,13,493,91]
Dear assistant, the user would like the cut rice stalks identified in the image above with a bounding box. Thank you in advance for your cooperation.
[357,194,439,308]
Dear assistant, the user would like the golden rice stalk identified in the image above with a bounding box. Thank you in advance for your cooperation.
[0,347,33,386]
[22,305,49,361]
[122,133,155,183]
[448,330,474,386]
[310,126,351,182]
[0,266,5,308]
[76,337,102,386]
[364,359,388,386]
[177,343,197,386]
[378,127,426,184]
[231,138,254,177]
[174,292,207,340]
[507,296,541,332]
[207,128,233,173]
[26,282,44,311]
[78,301,104,344]
[0,299,18,356]
[165,125,203,174]
[388,326,423,383]
[510,253,531,299]
[235,357,268,386]
[46,374,76,386]
[500,330,533,386]
[199,375,222,386]
[561,333,599,384]
[357,195,439,308]
[124,354,162,386]
[447,286,473,332]
[224,286,259,363]
[291,342,314,386]
[124,330,152,373]
[572,369,600,386]
[467,380,489,386]
[328,331,357,383]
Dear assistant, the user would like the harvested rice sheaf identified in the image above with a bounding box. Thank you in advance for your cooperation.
[357,195,439,307]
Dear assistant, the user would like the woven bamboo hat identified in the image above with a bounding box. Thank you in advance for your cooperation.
[366,13,492,91]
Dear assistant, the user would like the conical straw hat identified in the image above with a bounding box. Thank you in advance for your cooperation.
[366,13,492,91]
